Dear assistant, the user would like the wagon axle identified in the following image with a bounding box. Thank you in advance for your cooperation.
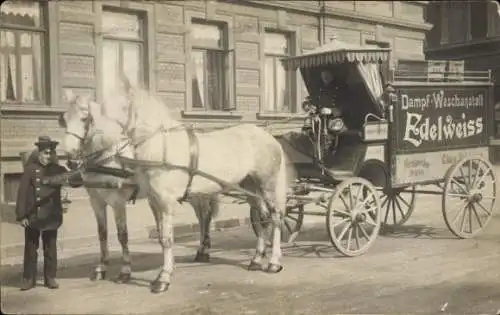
[467,191,483,203]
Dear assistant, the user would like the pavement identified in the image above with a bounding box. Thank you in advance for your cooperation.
[0,192,499,314]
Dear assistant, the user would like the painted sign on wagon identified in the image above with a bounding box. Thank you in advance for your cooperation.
[392,147,489,186]
[394,86,489,153]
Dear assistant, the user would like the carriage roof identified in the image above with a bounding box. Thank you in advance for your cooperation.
[281,37,391,71]
[281,37,391,117]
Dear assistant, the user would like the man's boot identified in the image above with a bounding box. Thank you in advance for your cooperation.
[20,278,35,291]
[44,278,59,289]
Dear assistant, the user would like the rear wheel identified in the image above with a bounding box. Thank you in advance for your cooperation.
[380,186,416,227]
[442,157,497,239]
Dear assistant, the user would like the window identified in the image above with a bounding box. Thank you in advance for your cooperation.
[0,1,47,104]
[264,31,293,112]
[101,9,145,102]
[191,21,230,110]
[470,1,487,40]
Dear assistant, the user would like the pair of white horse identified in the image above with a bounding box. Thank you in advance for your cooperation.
[59,79,293,293]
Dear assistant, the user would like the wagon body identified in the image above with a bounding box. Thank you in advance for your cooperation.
[389,80,493,188]
[263,36,498,253]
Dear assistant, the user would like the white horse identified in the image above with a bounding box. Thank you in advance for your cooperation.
[59,90,220,284]
[61,80,293,293]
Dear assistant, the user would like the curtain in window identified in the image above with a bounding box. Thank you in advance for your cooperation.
[264,56,274,111]
[355,62,384,112]
[192,50,205,108]
[102,40,119,102]
[122,42,141,87]
[192,49,225,110]
[207,50,223,110]
[275,58,289,112]
[20,32,42,101]
[0,30,17,101]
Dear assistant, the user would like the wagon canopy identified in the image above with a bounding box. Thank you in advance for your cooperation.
[282,37,391,117]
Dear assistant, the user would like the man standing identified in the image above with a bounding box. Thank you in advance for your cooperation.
[16,136,68,291]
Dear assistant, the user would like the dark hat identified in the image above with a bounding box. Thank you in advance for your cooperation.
[34,136,59,150]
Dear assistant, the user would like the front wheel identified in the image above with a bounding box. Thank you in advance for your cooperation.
[327,177,382,257]
[250,204,304,244]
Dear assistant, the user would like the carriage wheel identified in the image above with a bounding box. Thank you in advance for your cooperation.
[380,186,416,227]
[442,157,497,239]
[250,204,304,244]
[327,177,382,257]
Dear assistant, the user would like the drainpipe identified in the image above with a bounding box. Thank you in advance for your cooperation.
[318,0,326,45]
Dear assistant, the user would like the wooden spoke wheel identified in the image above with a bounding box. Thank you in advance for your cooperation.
[380,186,416,227]
[327,177,382,257]
[250,204,304,244]
[442,157,497,239]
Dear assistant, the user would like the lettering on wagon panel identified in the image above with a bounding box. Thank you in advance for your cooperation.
[395,87,488,152]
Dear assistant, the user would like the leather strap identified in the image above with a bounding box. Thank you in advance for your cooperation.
[178,127,199,203]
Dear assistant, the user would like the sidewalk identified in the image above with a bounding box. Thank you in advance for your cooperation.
[0,195,262,264]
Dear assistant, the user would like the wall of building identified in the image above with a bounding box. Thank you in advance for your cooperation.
[424,0,500,162]
[0,0,431,203]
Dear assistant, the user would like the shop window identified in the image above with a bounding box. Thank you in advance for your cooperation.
[0,1,47,104]
[190,21,231,110]
[264,31,295,112]
[101,8,145,101]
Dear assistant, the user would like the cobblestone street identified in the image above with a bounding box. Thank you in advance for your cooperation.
[1,194,499,314]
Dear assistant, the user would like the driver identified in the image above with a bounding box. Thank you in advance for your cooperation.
[318,69,343,116]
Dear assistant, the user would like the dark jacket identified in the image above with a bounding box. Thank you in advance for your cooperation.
[15,160,67,231]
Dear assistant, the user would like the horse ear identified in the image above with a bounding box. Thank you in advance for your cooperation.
[64,89,76,103]
[120,73,132,94]
[87,101,102,119]
[58,112,67,128]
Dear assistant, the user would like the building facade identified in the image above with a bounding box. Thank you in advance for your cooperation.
[425,0,500,161]
[0,0,431,203]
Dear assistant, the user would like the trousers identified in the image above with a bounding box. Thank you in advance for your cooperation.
[23,227,58,280]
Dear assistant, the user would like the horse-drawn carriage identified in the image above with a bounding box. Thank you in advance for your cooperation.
[249,37,497,256]
[48,36,497,293]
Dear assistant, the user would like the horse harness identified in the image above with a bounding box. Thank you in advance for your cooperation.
[178,127,199,203]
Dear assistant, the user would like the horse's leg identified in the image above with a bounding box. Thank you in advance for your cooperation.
[262,163,288,273]
[87,190,109,281]
[148,194,177,294]
[110,199,131,283]
[193,195,218,263]
[247,196,268,271]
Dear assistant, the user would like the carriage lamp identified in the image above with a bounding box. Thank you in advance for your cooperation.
[328,118,345,132]
[320,107,333,115]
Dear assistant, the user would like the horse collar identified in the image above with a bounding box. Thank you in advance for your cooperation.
[178,126,199,203]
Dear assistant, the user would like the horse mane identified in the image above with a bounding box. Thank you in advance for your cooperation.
[128,86,182,132]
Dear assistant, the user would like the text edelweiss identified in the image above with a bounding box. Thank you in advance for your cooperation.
[403,113,483,147]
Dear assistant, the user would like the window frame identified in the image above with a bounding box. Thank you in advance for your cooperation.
[0,1,49,105]
[263,29,295,114]
[189,18,232,112]
[100,6,147,95]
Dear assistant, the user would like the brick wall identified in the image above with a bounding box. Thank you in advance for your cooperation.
[0,0,430,203]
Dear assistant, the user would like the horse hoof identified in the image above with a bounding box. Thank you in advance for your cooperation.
[115,272,131,284]
[247,261,262,271]
[150,280,170,293]
[194,252,210,263]
[266,264,283,273]
[90,270,106,281]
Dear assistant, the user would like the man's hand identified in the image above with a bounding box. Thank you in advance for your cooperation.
[18,218,29,228]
